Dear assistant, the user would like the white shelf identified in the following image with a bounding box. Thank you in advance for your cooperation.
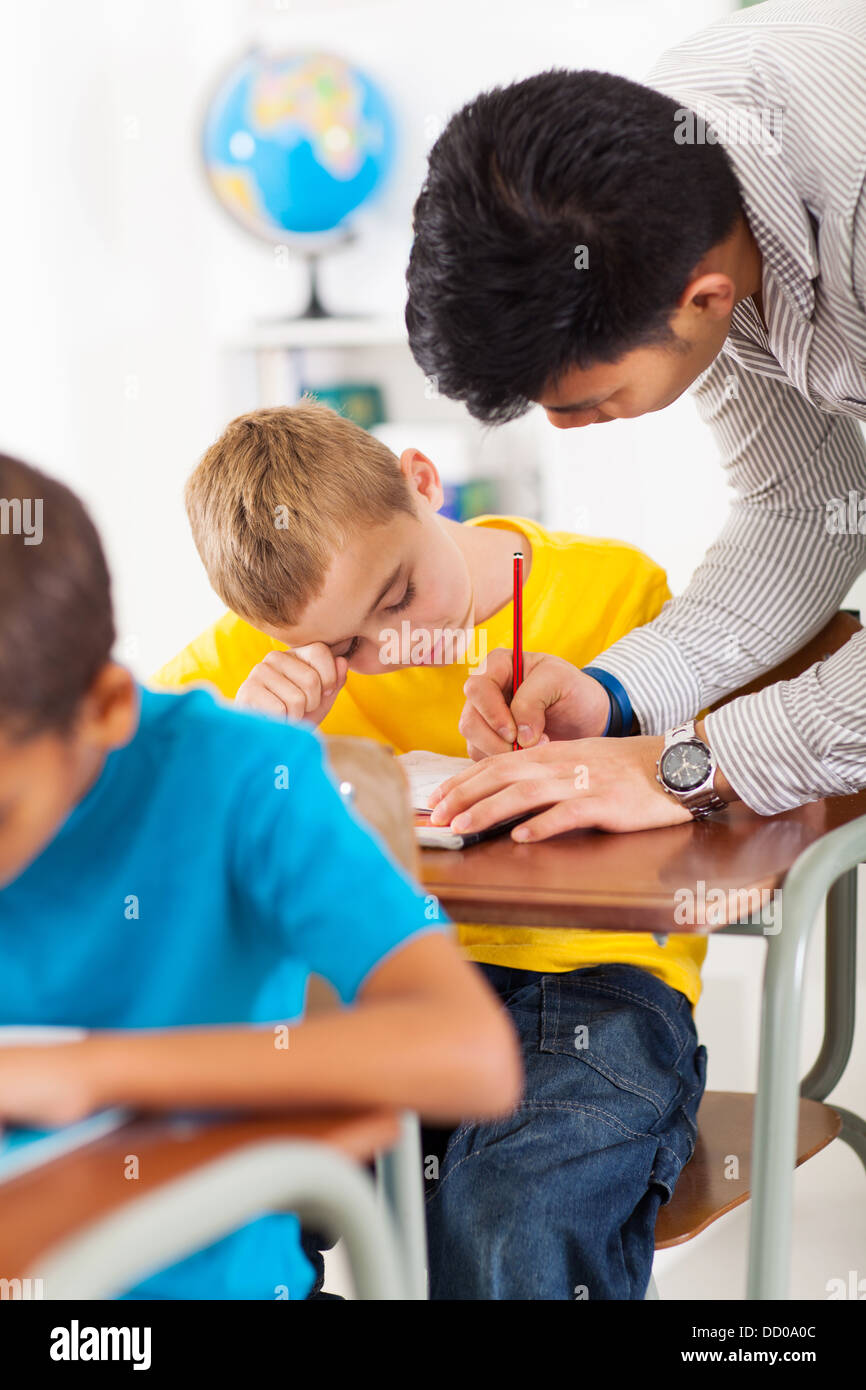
[232,316,408,351]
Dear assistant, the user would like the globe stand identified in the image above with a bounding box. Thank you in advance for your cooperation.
[300,256,329,320]
[260,228,359,324]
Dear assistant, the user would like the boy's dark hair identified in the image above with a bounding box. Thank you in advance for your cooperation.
[0,453,115,740]
[405,69,743,423]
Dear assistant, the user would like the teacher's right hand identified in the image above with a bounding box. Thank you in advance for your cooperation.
[459,649,612,758]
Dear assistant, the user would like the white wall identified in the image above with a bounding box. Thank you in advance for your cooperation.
[0,0,738,674]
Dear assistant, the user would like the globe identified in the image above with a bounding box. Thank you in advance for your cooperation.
[202,50,396,241]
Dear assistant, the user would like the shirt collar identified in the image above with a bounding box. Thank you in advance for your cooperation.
[659,86,820,323]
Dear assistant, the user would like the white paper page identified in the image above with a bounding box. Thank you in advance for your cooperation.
[398,750,473,811]
[414,823,469,850]
[0,1026,87,1047]
[0,1108,131,1184]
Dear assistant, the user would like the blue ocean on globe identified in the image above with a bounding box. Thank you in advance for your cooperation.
[202,51,395,239]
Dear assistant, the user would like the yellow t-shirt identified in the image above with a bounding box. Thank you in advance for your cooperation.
[153,516,707,1005]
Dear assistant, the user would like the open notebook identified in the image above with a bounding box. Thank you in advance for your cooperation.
[0,1027,129,1184]
[398,750,474,812]
[397,750,532,849]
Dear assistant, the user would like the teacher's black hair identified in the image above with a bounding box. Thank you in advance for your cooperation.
[405,69,743,424]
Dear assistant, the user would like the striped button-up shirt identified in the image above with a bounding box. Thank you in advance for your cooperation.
[594,0,866,814]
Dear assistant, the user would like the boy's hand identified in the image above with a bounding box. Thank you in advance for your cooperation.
[459,649,610,758]
[0,1044,98,1128]
[236,644,348,724]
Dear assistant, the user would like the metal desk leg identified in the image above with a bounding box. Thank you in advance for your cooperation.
[799,867,866,1171]
[801,869,858,1099]
[747,913,808,1298]
[747,816,866,1300]
[376,1112,429,1299]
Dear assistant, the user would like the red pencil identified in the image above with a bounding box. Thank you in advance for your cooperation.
[512,550,524,751]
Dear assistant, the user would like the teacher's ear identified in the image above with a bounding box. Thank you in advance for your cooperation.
[676,267,738,324]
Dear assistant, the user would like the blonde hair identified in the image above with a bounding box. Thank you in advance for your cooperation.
[185,401,415,626]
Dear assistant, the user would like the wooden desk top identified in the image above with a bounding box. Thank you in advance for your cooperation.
[418,611,866,933]
[0,1109,398,1284]
[420,790,866,932]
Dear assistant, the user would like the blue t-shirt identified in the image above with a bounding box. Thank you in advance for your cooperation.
[0,685,442,1299]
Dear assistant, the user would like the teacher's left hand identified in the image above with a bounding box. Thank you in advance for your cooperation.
[428,735,695,841]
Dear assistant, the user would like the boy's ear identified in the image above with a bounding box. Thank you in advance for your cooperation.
[398,449,444,511]
[78,663,139,751]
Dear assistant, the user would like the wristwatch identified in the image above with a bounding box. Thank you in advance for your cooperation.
[656,720,727,820]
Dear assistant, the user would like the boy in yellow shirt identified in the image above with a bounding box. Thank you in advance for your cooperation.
[156,401,708,1300]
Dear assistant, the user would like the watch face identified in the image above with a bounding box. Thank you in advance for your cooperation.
[661,739,711,793]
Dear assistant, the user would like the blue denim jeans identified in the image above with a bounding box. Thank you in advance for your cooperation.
[423,961,707,1300]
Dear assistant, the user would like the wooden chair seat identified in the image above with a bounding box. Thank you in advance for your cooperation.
[655,1091,841,1248]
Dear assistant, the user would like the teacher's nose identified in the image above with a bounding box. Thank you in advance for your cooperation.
[544,407,603,429]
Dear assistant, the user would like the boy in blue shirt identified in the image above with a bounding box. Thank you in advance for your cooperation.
[0,453,521,1299]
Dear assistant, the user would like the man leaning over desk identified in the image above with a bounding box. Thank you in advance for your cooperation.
[406,0,866,841]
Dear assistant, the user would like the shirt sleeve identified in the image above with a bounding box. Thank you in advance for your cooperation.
[591,351,866,735]
[853,166,866,322]
[230,726,447,1001]
[705,626,866,814]
[152,612,282,700]
[705,174,866,814]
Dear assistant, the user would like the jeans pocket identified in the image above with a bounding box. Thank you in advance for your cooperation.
[539,971,693,1124]
[680,1042,709,1152]
[651,1042,709,1203]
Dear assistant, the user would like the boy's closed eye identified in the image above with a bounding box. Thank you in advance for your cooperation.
[385,578,416,615]
[330,580,417,661]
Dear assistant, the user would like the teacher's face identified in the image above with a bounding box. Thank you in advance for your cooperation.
[535,270,737,427]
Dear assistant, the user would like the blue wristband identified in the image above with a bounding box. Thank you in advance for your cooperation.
[583,667,634,737]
